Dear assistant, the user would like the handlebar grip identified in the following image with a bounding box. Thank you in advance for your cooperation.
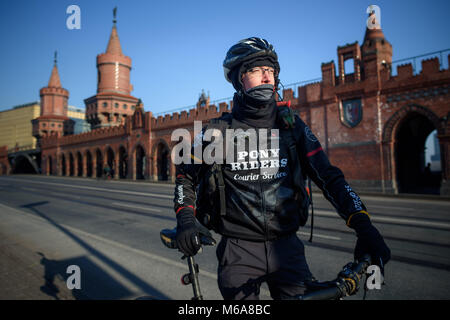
[200,234,216,246]
[160,227,216,250]
[353,254,371,275]
[301,254,372,300]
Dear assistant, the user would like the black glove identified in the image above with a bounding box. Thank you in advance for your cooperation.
[176,209,202,257]
[348,212,391,274]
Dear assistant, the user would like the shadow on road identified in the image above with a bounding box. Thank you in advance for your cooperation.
[38,252,134,299]
[21,201,169,300]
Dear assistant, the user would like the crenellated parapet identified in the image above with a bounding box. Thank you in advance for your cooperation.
[382,55,450,97]
[292,53,450,111]
[41,124,127,148]
[151,101,233,130]
[297,81,323,105]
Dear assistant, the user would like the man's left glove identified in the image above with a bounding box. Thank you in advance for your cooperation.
[348,212,391,274]
[176,209,202,257]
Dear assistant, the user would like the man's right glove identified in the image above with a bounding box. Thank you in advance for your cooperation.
[348,211,391,274]
[176,209,202,257]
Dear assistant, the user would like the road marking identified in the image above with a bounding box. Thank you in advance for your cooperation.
[297,231,341,241]
[1,178,173,199]
[109,180,175,188]
[314,210,450,230]
[0,201,272,298]
[21,187,38,192]
[112,202,162,212]
[21,186,82,200]
[49,191,81,199]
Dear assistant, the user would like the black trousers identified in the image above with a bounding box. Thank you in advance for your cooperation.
[216,233,313,300]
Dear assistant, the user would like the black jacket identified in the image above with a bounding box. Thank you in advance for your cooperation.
[173,112,366,241]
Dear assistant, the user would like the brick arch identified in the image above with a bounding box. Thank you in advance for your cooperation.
[117,144,128,179]
[151,138,170,158]
[59,153,67,176]
[94,147,104,178]
[103,144,116,154]
[117,143,127,151]
[382,104,443,143]
[68,151,76,176]
[75,151,83,177]
[130,143,147,180]
[84,149,94,177]
[151,138,172,181]
[11,153,39,174]
[381,103,447,194]
[105,145,115,164]
[83,148,92,158]
[130,143,148,158]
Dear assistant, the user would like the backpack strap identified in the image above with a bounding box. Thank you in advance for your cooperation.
[215,164,226,217]
[205,112,233,217]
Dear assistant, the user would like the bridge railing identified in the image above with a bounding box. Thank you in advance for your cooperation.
[7,145,38,154]
[391,48,450,76]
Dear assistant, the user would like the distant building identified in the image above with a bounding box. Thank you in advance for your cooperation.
[68,106,90,134]
[0,102,40,151]
[0,102,88,151]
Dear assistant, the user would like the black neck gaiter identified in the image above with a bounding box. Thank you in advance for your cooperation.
[232,84,277,128]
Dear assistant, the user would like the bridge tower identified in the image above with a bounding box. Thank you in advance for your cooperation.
[32,52,74,143]
[84,7,139,129]
[360,9,393,80]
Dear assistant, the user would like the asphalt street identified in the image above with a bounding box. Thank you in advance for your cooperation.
[0,174,449,300]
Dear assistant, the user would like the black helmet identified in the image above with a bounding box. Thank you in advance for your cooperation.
[223,37,280,89]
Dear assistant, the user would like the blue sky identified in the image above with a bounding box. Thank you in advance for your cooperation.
[0,0,449,115]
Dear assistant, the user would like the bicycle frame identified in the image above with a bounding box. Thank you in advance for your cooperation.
[160,227,216,300]
[160,227,372,301]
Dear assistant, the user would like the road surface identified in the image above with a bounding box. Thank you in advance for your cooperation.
[0,175,449,300]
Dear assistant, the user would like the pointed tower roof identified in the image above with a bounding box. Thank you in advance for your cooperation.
[106,25,123,55]
[48,51,62,88]
[105,7,123,55]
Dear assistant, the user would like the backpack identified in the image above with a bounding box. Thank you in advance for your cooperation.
[195,113,231,231]
[195,106,311,232]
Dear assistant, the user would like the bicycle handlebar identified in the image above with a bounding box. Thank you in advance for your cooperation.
[160,225,372,301]
[299,254,372,300]
[160,227,216,250]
